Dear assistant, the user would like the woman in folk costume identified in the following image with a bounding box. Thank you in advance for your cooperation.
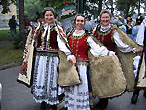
[92,9,142,109]
[63,14,116,110]
[30,7,76,110]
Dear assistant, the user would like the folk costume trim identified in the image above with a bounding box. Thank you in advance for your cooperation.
[35,51,58,57]
[18,22,67,88]
[94,25,115,42]
[70,33,86,40]
[37,24,59,52]
[69,30,89,64]
[95,25,112,36]
[76,61,88,66]
[93,25,116,51]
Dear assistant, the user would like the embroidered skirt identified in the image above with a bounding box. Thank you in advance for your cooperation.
[64,64,90,110]
[32,54,61,105]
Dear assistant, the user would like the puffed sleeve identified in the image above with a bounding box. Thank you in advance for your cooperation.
[57,35,74,61]
[113,31,133,53]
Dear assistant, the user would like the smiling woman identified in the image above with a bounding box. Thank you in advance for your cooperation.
[18,7,76,110]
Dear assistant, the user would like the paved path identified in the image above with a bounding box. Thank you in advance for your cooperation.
[0,41,12,47]
[0,66,146,110]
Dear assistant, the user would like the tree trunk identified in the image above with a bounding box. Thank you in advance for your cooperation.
[19,0,25,47]
[110,0,114,14]
[98,0,102,16]
[125,3,130,18]
[138,0,141,16]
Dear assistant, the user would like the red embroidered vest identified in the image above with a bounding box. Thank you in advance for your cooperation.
[95,28,116,52]
[69,34,89,61]
[36,30,58,51]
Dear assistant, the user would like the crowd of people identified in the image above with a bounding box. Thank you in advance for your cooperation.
[17,7,146,110]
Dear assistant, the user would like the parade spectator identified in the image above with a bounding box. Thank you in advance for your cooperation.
[125,17,133,37]
[54,13,62,26]
[131,17,143,41]
[24,15,33,35]
[110,14,118,25]
[131,18,146,104]
[34,13,44,28]
[118,16,127,33]
[8,15,18,40]
[84,16,92,33]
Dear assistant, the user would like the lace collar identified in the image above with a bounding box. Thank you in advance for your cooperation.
[44,23,54,28]
[73,29,85,36]
[100,25,111,32]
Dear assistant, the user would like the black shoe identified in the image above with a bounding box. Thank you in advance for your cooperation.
[60,107,68,110]
[58,93,65,102]
[143,90,146,98]
[95,98,108,109]
[40,102,46,110]
[131,93,139,104]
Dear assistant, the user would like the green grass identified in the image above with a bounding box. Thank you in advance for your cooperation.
[0,29,9,41]
[0,46,23,66]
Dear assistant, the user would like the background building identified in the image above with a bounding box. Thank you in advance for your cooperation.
[0,4,18,28]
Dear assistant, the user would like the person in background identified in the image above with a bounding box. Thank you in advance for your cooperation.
[125,17,133,37]
[54,13,62,26]
[8,15,18,40]
[130,17,143,42]
[110,14,118,25]
[131,18,146,104]
[118,16,127,33]
[84,16,92,33]
[24,15,33,35]
[34,13,44,28]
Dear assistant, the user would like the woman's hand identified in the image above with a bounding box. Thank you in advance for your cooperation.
[113,54,119,61]
[69,56,76,64]
[133,48,143,53]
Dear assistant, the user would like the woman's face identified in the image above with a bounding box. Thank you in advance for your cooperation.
[100,13,111,27]
[75,16,85,30]
[44,11,54,24]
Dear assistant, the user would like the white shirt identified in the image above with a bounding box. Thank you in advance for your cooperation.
[136,18,146,46]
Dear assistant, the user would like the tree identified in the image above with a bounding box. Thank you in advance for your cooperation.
[24,0,42,20]
[116,0,142,17]
[83,0,101,18]
[18,0,25,46]
[104,0,116,13]
[0,0,16,14]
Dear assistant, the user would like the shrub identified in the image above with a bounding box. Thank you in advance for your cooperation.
[11,32,24,49]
